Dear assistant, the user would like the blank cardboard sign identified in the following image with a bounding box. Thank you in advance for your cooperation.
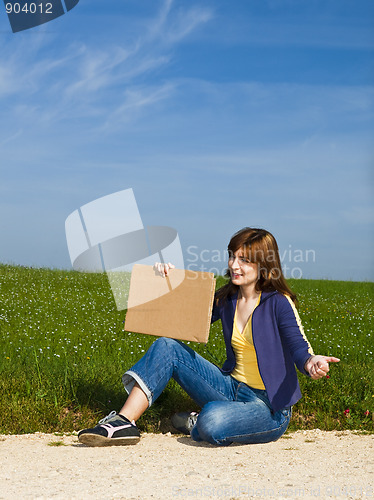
[124,265,216,343]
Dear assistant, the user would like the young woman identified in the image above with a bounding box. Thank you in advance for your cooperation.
[78,227,339,446]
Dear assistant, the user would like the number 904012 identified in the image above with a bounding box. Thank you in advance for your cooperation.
[5,3,53,14]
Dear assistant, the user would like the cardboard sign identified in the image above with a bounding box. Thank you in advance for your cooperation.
[124,265,216,343]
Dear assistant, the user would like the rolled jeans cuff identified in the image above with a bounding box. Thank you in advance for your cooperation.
[122,370,153,407]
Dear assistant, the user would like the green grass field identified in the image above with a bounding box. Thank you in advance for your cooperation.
[0,264,373,434]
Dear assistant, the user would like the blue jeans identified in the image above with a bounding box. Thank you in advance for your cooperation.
[122,337,291,446]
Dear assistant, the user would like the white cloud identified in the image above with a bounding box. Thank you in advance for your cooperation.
[143,0,213,45]
[162,6,213,44]
[102,82,176,129]
[0,128,23,147]
[0,0,214,128]
[63,46,131,96]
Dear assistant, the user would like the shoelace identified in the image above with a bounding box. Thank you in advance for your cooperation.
[98,410,117,424]
[98,410,136,427]
[188,412,199,428]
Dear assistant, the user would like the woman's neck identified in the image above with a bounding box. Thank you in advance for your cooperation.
[238,284,260,301]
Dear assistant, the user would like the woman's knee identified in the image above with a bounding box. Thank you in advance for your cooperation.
[149,337,190,367]
[152,336,180,352]
[153,337,194,357]
[194,401,290,446]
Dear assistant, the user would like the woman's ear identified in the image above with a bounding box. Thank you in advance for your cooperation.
[258,265,269,280]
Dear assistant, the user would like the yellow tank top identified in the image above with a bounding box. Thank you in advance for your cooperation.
[231,294,265,390]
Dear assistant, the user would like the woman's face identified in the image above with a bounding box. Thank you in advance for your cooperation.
[228,249,259,288]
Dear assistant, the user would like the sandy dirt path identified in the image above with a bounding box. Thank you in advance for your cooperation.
[0,430,372,500]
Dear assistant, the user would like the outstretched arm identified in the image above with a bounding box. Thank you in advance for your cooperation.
[304,355,340,380]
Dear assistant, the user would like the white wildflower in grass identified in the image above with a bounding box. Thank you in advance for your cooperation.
[0,266,372,433]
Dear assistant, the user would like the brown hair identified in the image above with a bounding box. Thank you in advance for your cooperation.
[215,227,297,304]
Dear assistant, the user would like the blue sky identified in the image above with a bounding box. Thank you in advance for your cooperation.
[0,0,373,281]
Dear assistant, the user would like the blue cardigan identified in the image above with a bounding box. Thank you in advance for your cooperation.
[211,290,314,411]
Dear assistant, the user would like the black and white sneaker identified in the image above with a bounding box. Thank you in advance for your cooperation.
[78,411,140,446]
[171,411,199,435]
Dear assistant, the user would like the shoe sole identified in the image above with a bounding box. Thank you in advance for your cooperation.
[78,433,140,447]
